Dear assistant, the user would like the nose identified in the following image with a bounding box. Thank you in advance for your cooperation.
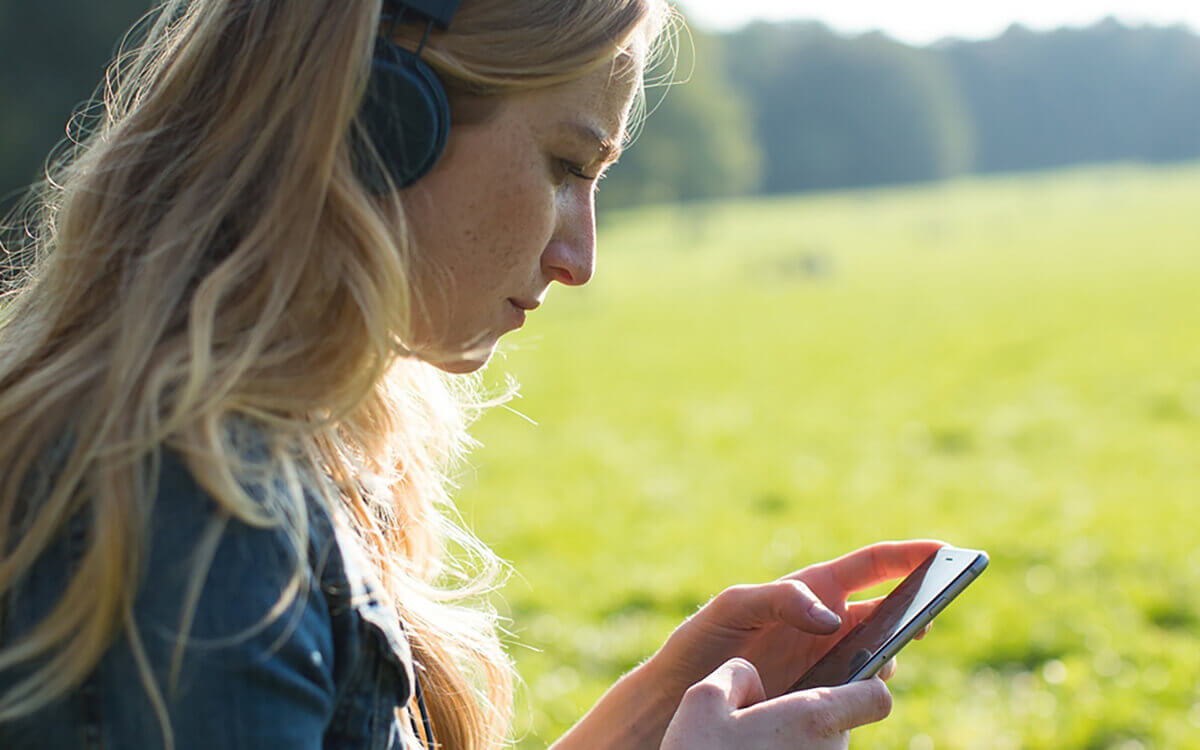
[541,194,596,287]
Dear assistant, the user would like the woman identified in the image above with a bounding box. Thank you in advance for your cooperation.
[0,1,940,748]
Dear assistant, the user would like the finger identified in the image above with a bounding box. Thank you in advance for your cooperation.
[818,540,945,594]
[743,677,893,736]
[688,658,767,712]
[877,658,897,682]
[844,596,886,623]
[710,580,842,634]
[844,597,936,641]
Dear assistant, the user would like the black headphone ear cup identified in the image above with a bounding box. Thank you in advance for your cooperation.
[354,37,451,193]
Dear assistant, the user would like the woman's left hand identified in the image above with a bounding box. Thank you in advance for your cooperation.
[647,539,944,700]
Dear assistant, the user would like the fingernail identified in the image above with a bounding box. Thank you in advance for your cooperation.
[812,603,841,628]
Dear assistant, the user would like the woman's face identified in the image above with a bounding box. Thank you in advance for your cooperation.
[399,50,644,373]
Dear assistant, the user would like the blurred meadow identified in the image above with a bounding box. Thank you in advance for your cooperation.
[4,4,1200,749]
[458,162,1200,749]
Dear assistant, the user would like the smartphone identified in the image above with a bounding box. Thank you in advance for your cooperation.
[787,546,988,692]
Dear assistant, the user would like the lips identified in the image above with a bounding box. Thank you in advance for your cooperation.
[505,299,528,330]
[508,298,541,311]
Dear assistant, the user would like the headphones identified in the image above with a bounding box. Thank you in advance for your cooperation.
[356,6,458,745]
[354,0,461,193]
[356,8,457,744]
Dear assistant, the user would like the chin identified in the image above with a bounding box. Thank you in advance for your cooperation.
[412,331,500,374]
[427,341,498,374]
[434,355,490,374]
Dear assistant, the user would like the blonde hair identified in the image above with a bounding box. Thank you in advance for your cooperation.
[0,1,676,749]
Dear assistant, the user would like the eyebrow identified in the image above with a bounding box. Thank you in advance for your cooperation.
[564,121,623,165]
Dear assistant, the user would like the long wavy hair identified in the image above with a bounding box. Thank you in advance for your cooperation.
[0,1,675,748]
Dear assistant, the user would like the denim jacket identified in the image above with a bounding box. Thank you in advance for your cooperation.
[0,450,422,749]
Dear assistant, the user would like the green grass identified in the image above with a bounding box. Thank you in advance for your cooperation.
[455,162,1200,749]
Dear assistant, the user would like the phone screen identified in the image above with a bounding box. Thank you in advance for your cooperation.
[788,548,986,691]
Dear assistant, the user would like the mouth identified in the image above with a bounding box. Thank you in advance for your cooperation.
[506,299,529,329]
[508,298,541,311]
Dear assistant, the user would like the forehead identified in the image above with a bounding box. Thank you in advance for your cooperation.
[516,50,645,143]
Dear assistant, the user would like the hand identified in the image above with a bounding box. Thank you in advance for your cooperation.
[648,540,944,700]
[661,658,892,750]
[551,540,943,750]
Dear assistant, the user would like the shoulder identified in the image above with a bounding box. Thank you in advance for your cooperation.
[128,449,350,746]
[145,448,339,616]
[136,450,421,747]
[3,448,341,748]
[138,447,338,656]
[3,445,420,749]
[145,451,420,747]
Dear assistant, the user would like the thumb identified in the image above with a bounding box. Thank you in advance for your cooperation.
[744,677,893,736]
[686,658,768,713]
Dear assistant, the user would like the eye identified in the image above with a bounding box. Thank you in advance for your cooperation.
[558,159,600,183]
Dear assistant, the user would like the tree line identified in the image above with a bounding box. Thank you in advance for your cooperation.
[3,3,1200,213]
[604,17,1200,208]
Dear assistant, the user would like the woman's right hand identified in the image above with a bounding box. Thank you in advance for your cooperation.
[660,657,892,749]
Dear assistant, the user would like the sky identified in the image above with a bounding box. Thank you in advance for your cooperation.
[678,0,1200,44]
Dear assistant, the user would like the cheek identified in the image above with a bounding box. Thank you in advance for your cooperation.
[403,133,557,304]
[464,165,556,273]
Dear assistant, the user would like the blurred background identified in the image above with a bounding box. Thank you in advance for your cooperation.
[3,1,1199,748]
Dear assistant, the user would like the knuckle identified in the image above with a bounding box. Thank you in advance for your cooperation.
[725,656,756,674]
[785,578,816,599]
[712,585,749,609]
[801,703,841,738]
[684,680,725,705]
[773,580,805,610]
[766,581,794,616]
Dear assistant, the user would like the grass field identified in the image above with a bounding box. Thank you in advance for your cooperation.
[455,162,1200,749]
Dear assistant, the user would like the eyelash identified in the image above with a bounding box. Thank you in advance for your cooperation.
[559,159,603,184]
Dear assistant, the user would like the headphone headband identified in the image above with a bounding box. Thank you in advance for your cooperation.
[386,0,461,29]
